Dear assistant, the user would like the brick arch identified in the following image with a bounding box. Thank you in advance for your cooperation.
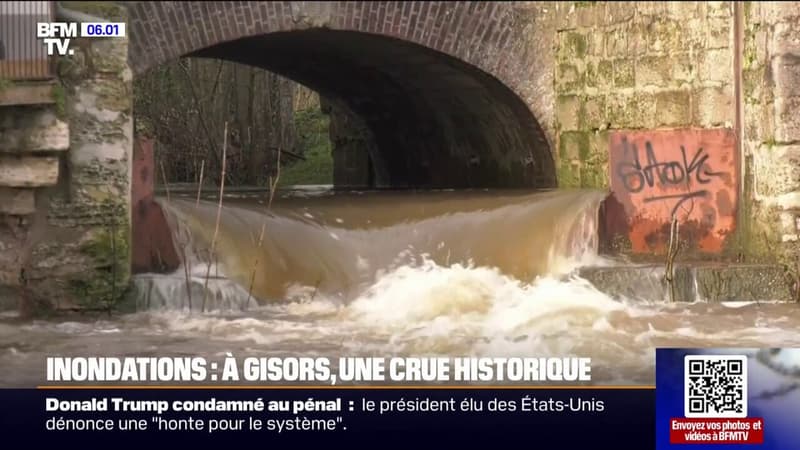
[128,1,555,188]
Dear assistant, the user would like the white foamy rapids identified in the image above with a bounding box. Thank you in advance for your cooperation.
[119,255,800,384]
[131,261,630,363]
[55,190,788,386]
[1,258,798,387]
[347,260,622,329]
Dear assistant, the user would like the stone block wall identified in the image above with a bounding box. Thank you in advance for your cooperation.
[550,0,799,266]
[742,2,800,264]
[0,100,69,309]
[0,3,133,312]
[553,1,736,190]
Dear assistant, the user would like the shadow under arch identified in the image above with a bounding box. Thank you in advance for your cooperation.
[155,28,557,189]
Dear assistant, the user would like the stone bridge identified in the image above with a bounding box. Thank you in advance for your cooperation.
[128,1,556,188]
[0,1,798,311]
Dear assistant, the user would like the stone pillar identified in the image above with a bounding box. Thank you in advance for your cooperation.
[24,3,134,310]
[741,2,800,293]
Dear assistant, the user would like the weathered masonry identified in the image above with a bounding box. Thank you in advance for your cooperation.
[548,2,800,268]
[128,1,559,189]
[0,2,131,312]
[0,1,798,311]
[127,1,800,262]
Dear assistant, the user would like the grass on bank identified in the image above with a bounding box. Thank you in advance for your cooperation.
[279,108,334,186]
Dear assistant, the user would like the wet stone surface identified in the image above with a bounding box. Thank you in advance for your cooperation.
[579,264,795,302]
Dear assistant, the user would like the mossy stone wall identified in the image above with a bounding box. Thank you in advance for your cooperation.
[552,1,800,268]
[739,2,800,270]
[553,1,734,190]
[28,3,133,310]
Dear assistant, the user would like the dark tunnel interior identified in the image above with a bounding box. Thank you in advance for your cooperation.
[188,29,556,189]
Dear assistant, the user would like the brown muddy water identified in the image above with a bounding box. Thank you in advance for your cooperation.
[1,187,798,386]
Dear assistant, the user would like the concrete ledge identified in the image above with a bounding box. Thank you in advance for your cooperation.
[0,156,59,187]
[0,107,69,153]
[579,264,795,302]
[694,265,793,302]
[578,265,690,302]
[0,83,56,107]
[130,274,256,312]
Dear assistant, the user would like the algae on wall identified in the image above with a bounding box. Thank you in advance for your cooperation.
[737,1,800,300]
[25,1,135,311]
[68,224,130,309]
[553,2,613,190]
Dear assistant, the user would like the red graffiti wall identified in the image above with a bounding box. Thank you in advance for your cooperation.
[604,128,737,255]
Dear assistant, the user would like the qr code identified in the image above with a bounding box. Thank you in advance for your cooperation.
[684,354,747,418]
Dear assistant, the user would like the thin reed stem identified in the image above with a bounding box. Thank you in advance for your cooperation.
[160,160,171,203]
[181,245,192,312]
[202,122,227,313]
[665,215,680,302]
[196,159,205,206]
[245,148,282,307]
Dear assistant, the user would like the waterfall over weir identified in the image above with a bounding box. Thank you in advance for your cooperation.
[140,189,608,310]
[2,188,798,387]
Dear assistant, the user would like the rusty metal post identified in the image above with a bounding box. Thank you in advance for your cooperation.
[131,137,180,274]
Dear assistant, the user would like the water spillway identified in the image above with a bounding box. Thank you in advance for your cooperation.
[159,189,608,305]
[1,188,798,387]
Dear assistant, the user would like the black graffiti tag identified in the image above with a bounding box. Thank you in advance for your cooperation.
[615,140,725,217]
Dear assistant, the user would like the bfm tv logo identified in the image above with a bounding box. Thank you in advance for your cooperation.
[37,22,126,56]
[37,22,77,56]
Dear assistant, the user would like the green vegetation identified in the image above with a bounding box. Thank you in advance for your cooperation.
[562,32,588,59]
[279,108,334,186]
[743,20,760,71]
[743,1,753,21]
[557,162,581,188]
[0,77,11,93]
[52,84,67,118]
[555,129,610,189]
[764,136,778,149]
[71,224,131,311]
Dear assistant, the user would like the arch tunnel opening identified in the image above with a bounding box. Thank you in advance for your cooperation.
[131,28,561,276]
[181,28,556,190]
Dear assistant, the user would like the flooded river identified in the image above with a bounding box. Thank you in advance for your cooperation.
[1,188,798,386]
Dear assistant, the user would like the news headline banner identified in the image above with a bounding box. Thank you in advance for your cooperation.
[0,388,654,449]
[45,356,593,384]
